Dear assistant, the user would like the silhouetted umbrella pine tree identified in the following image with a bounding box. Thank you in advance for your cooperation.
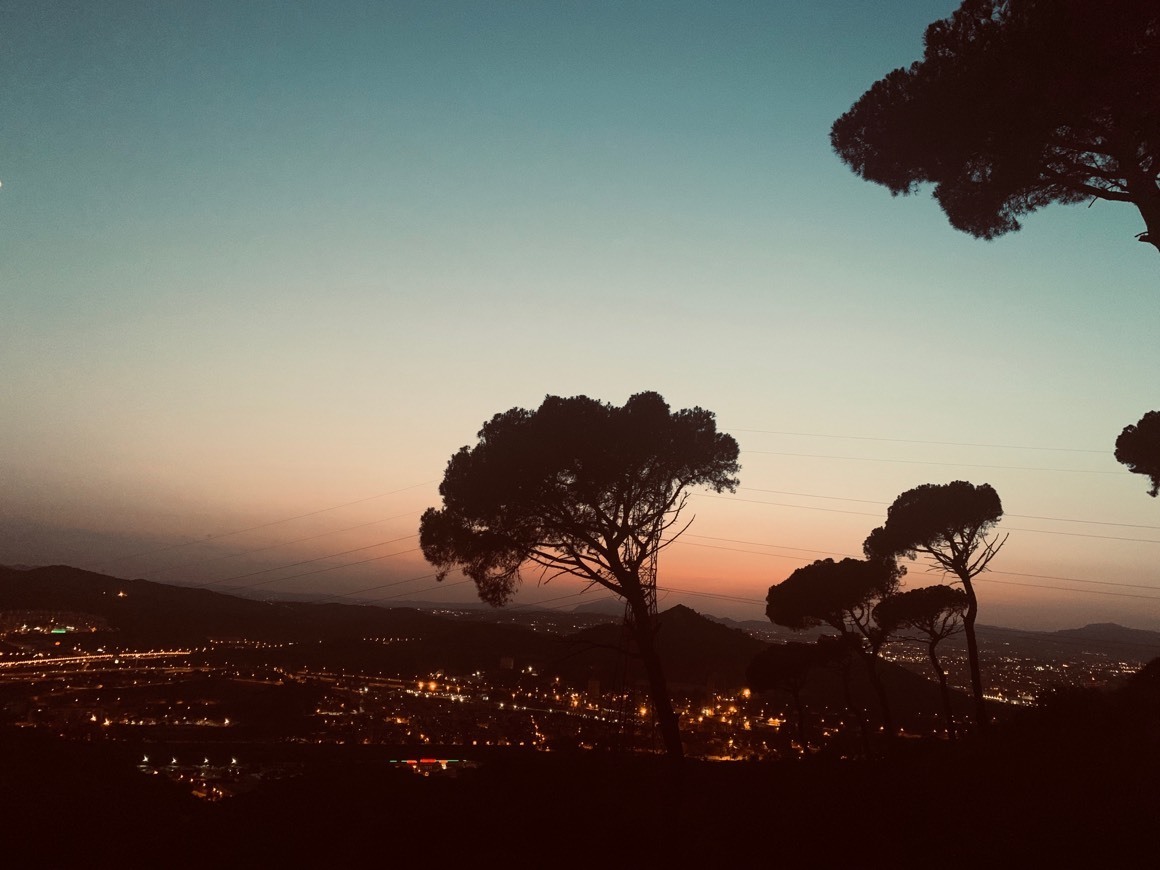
[419,391,740,760]
[864,481,1006,729]
[875,585,969,739]
[1115,411,1160,497]
[764,557,901,739]
[831,0,1160,254]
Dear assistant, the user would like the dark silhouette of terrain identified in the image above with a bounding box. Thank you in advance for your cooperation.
[1051,621,1160,650]
[0,566,974,724]
[3,565,1151,720]
[3,564,1160,864]
[709,615,1160,657]
[3,668,1158,867]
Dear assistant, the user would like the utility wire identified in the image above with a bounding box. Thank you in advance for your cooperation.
[94,481,435,568]
[148,510,422,575]
[700,493,1160,545]
[679,533,1160,593]
[732,428,1105,454]
[305,572,440,605]
[668,539,1160,600]
[359,578,474,605]
[684,533,852,558]
[743,449,1120,475]
[739,487,1160,531]
[972,576,1160,601]
[698,492,882,517]
[193,534,419,588]
[219,547,421,592]
[676,539,847,562]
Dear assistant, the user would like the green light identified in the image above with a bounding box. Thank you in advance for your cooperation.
[50,628,67,634]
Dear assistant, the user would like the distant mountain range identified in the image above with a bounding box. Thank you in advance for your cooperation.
[3,565,1159,713]
[705,614,1160,659]
[6,564,1160,651]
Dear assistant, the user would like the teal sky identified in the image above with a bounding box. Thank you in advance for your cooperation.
[3,1,1159,630]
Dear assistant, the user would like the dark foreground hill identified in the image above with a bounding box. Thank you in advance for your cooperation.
[3,566,1160,864]
[3,709,1158,867]
[5,662,1159,865]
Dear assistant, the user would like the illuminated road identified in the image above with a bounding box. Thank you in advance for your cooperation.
[0,650,191,670]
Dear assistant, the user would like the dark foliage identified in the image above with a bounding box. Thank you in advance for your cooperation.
[746,641,838,695]
[765,558,899,636]
[1115,410,1160,496]
[876,585,969,738]
[864,481,1004,728]
[747,640,850,747]
[832,0,1160,251]
[420,391,739,758]
[863,481,1003,564]
[765,558,902,738]
[419,391,740,605]
[874,585,968,639]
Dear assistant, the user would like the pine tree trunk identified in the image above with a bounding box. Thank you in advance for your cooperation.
[791,688,807,750]
[860,651,894,737]
[959,574,988,729]
[928,641,957,741]
[1125,156,1160,254]
[838,658,871,757]
[627,598,683,760]
[1140,202,1160,254]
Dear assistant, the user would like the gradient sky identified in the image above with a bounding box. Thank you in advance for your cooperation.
[3,0,1159,630]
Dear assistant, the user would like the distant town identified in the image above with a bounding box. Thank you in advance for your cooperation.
[3,565,1157,803]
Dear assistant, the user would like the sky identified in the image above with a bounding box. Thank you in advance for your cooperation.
[3,0,1159,631]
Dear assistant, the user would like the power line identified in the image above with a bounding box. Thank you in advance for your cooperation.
[679,533,1160,594]
[701,493,1160,545]
[743,450,1120,475]
[213,547,421,592]
[305,572,440,605]
[732,428,1105,454]
[148,510,422,575]
[276,576,469,608]
[1004,511,1160,532]
[992,568,1160,592]
[359,577,474,605]
[1000,525,1160,545]
[672,535,1160,603]
[504,588,620,613]
[194,534,419,588]
[741,487,887,505]
[697,492,882,517]
[221,548,420,592]
[677,535,1160,598]
[973,576,1160,601]
[739,487,1160,531]
[684,533,852,558]
[676,539,847,562]
[94,480,436,568]
[659,586,765,606]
